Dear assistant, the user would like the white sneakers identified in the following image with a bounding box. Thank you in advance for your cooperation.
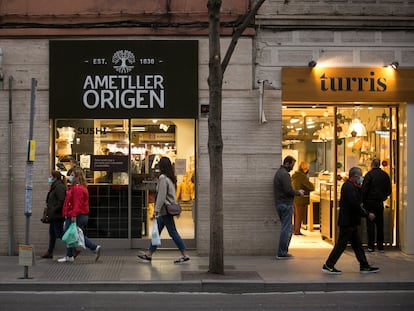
[57,246,101,263]
[95,245,101,262]
[57,256,74,263]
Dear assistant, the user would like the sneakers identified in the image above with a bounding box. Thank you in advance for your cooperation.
[174,256,190,264]
[322,264,342,275]
[366,248,375,253]
[57,256,74,263]
[137,253,152,262]
[276,253,294,260]
[94,245,101,262]
[360,265,380,274]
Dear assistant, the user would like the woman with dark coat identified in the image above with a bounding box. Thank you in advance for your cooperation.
[41,170,67,258]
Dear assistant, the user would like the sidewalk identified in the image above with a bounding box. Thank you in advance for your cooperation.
[1,248,414,293]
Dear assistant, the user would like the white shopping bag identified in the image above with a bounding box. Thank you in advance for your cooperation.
[77,226,86,249]
[151,219,161,246]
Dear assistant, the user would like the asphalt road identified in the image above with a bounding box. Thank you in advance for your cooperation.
[1,291,414,310]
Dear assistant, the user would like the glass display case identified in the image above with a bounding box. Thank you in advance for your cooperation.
[320,182,334,241]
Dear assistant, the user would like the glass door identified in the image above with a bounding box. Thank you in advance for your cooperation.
[336,106,398,247]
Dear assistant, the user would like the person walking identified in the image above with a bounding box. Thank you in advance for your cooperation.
[322,167,379,275]
[137,156,190,264]
[292,161,315,235]
[41,170,67,259]
[58,167,101,263]
[362,158,392,252]
[273,155,304,259]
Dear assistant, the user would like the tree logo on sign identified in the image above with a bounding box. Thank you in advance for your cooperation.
[112,50,135,74]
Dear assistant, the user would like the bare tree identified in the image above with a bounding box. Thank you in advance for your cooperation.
[207,0,267,274]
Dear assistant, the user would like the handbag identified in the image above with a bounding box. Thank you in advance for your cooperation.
[62,222,79,247]
[40,207,50,223]
[166,202,181,216]
[151,219,161,246]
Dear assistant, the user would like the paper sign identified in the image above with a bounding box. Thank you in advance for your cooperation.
[19,244,35,266]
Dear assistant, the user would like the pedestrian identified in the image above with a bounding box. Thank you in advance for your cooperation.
[58,167,101,263]
[137,156,190,264]
[362,158,392,253]
[41,170,67,259]
[273,155,304,259]
[322,167,379,274]
[292,161,315,235]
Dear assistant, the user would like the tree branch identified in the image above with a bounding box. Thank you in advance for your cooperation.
[221,0,266,73]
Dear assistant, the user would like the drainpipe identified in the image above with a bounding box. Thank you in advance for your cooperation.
[8,76,14,256]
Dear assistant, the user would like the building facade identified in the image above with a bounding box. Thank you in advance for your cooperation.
[0,0,413,256]
[255,0,414,254]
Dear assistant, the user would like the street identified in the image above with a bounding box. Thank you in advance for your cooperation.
[1,291,413,310]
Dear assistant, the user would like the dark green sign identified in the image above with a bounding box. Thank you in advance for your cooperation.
[50,40,198,119]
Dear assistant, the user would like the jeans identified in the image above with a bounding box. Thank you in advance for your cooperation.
[276,203,294,257]
[149,214,186,253]
[47,218,64,254]
[325,225,369,268]
[63,215,98,257]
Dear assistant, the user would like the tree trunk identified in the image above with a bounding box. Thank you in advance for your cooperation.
[207,0,267,274]
[207,0,224,274]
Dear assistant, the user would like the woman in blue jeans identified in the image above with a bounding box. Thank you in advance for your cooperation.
[58,168,101,263]
[138,156,190,264]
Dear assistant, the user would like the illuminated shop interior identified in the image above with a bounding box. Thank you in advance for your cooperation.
[282,105,398,247]
[53,118,195,244]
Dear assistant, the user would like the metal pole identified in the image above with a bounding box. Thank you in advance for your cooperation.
[23,78,37,279]
[8,76,14,256]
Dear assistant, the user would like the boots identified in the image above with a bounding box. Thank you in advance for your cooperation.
[41,252,53,259]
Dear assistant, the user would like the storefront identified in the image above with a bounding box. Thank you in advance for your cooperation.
[49,40,198,248]
[281,67,414,247]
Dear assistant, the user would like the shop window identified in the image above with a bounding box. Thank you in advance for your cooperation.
[53,118,195,240]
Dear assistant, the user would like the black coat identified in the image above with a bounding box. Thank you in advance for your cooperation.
[362,167,392,203]
[46,180,66,222]
[338,179,364,227]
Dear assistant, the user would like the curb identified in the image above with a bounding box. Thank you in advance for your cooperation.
[1,281,414,293]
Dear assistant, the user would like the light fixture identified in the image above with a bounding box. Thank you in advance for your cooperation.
[347,118,367,137]
[390,61,399,70]
[289,116,299,124]
[308,60,317,68]
[159,123,170,132]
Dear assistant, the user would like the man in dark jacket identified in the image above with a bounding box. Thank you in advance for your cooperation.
[273,156,304,259]
[322,167,379,274]
[362,159,392,252]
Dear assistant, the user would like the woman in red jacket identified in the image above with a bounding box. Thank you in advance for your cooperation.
[58,167,101,263]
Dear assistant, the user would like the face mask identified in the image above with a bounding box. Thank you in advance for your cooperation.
[357,176,364,185]
[48,177,54,184]
[68,175,74,183]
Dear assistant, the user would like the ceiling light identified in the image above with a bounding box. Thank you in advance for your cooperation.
[390,61,399,70]
[290,117,299,124]
[347,118,367,137]
[159,123,170,132]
